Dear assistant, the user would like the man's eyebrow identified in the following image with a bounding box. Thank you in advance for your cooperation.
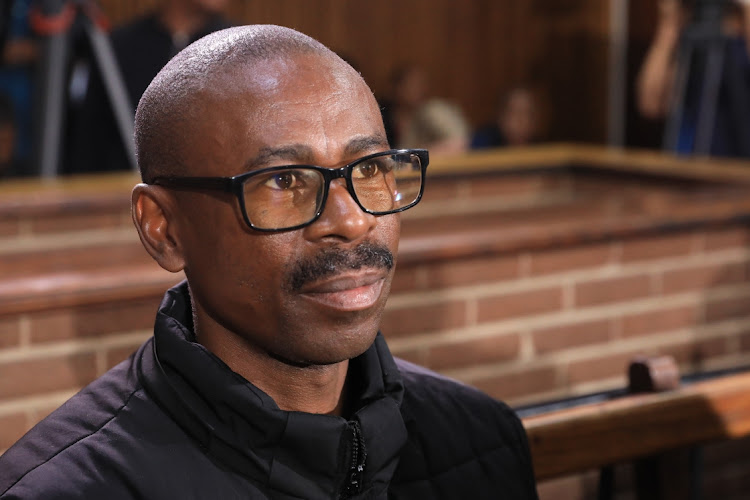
[244,145,315,170]
[343,135,390,157]
[243,135,389,171]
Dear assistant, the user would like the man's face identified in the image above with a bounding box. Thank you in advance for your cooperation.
[171,54,398,366]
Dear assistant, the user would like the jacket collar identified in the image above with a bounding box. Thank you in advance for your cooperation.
[137,282,407,498]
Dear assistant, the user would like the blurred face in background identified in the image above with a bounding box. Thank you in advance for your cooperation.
[499,88,537,146]
[187,0,230,14]
[394,67,427,109]
[0,122,15,170]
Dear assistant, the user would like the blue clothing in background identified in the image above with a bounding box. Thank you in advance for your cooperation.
[0,0,35,169]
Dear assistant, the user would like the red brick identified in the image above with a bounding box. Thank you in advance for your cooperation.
[29,310,76,342]
[418,178,465,203]
[575,274,653,307]
[621,233,698,262]
[0,317,21,349]
[468,174,567,198]
[427,334,520,370]
[381,300,468,337]
[0,218,19,237]
[621,305,701,338]
[104,345,141,371]
[532,319,612,354]
[567,351,637,384]
[662,262,748,294]
[704,228,750,251]
[0,412,28,450]
[471,366,558,401]
[0,352,97,399]
[477,287,563,322]
[424,255,519,289]
[659,338,727,367]
[741,331,750,352]
[0,242,150,279]
[31,298,156,343]
[391,348,427,367]
[30,210,128,234]
[705,294,750,323]
[390,265,422,293]
[29,403,64,425]
[527,243,613,276]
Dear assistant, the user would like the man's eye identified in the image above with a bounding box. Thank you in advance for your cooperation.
[265,172,298,190]
[353,162,380,179]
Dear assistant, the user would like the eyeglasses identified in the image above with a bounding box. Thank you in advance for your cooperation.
[150,149,428,232]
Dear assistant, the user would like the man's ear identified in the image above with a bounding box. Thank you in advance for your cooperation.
[131,184,186,273]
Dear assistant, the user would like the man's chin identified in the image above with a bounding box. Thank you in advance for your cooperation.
[272,327,379,367]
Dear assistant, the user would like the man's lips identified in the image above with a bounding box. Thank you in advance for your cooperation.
[298,271,387,311]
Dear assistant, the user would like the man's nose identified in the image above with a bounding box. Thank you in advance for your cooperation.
[302,179,376,243]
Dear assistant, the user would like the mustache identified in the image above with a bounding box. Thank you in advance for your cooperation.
[287,242,394,292]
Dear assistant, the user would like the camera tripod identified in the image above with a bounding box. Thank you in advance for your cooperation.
[30,0,136,177]
[663,0,750,157]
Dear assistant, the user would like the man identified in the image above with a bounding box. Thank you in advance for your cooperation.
[471,87,539,150]
[636,0,750,157]
[67,0,231,174]
[0,25,538,499]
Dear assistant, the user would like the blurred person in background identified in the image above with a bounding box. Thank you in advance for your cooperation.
[400,98,470,155]
[0,0,37,176]
[67,0,231,174]
[379,65,428,148]
[471,87,540,149]
[637,0,750,157]
[0,93,19,177]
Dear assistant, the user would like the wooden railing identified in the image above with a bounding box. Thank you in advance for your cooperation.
[523,369,750,481]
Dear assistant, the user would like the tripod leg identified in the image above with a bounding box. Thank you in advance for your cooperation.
[83,20,137,172]
[721,44,750,158]
[693,39,725,155]
[664,38,693,153]
[33,31,70,178]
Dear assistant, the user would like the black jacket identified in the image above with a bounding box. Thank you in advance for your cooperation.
[0,283,538,499]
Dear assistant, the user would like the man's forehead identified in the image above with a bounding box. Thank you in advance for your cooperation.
[209,53,361,100]
[173,54,385,176]
[193,52,378,125]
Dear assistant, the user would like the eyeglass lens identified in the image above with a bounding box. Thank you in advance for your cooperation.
[241,152,423,229]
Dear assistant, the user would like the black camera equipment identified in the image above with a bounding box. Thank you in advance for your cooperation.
[29,0,135,177]
[663,0,750,156]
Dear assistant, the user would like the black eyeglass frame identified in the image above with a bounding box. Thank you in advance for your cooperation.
[150,148,429,232]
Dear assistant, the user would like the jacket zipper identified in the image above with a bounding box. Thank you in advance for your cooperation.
[340,420,367,499]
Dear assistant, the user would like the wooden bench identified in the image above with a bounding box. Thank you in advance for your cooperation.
[523,369,750,481]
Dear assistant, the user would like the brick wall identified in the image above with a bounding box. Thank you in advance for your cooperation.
[0,176,171,451]
[2,162,750,498]
[384,224,750,406]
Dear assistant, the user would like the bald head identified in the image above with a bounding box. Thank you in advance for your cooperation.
[135,25,363,182]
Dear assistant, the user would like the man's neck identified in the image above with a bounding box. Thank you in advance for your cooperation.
[199,330,351,416]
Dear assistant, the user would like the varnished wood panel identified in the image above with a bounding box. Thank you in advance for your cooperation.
[95,0,611,142]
